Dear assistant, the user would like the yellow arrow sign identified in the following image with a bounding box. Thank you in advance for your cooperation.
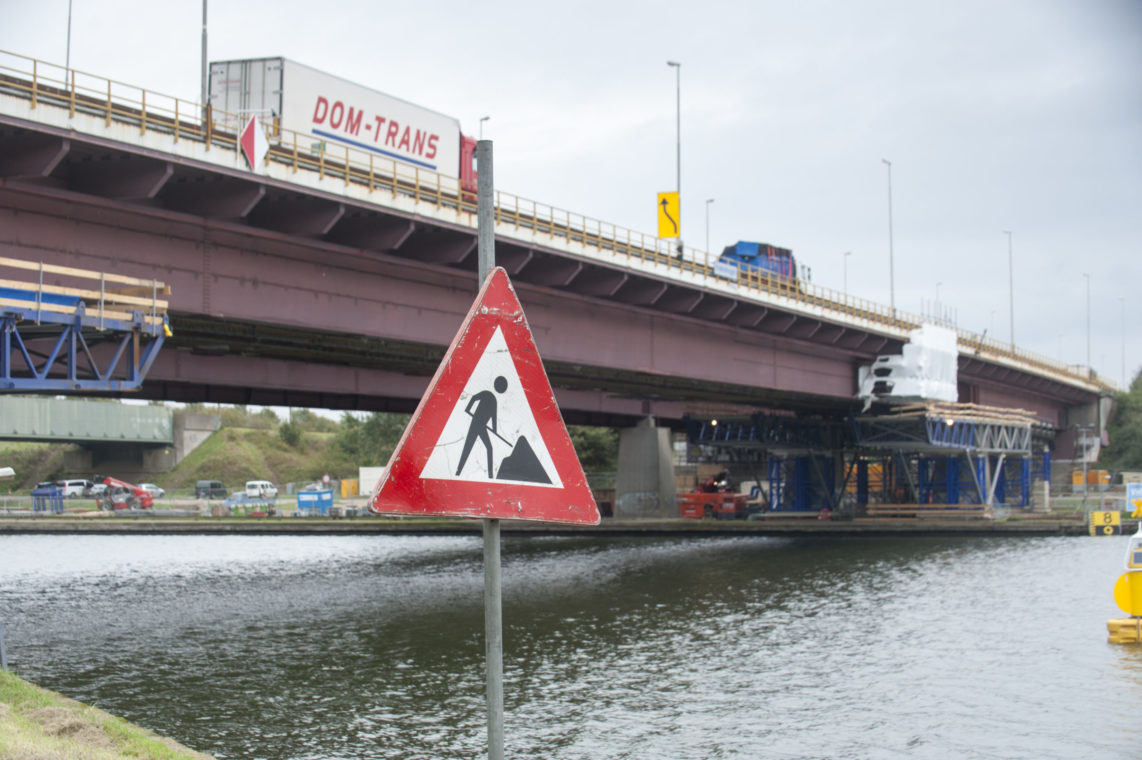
[1131,498,1142,518]
[657,192,680,238]
[1115,573,1142,616]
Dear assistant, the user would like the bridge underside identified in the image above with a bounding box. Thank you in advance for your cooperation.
[134,317,867,427]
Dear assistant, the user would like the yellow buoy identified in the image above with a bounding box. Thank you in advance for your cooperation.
[1108,617,1142,644]
[1106,515,1142,643]
[1113,573,1142,616]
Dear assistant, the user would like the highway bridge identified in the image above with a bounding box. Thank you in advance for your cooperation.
[0,51,1111,512]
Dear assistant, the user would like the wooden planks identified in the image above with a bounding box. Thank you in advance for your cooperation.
[0,256,168,323]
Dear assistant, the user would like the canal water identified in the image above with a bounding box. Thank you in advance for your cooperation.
[0,532,1137,759]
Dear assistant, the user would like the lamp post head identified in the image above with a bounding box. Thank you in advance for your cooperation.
[882,158,891,167]
[667,60,680,68]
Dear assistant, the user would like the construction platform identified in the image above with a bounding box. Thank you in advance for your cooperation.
[0,256,170,391]
[684,401,1055,516]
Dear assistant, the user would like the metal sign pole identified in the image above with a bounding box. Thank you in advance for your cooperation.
[476,138,504,760]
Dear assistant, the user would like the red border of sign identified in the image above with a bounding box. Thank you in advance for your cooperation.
[370,267,600,525]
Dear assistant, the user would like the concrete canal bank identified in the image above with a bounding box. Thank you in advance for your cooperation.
[0,514,1102,536]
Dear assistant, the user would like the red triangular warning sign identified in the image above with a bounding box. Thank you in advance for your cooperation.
[370,267,600,525]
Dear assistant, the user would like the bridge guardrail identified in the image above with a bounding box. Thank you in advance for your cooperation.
[0,49,1106,392]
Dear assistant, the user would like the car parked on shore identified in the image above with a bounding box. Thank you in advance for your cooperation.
[245,480,278,499]
[139,483,165,499]
[56,479,93,498]
[195,480,227,499]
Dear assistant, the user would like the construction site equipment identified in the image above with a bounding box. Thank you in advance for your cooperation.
[686,402,1054,515]
[94,476,154,511]
[0,257,170,391]
[678,491,749,520]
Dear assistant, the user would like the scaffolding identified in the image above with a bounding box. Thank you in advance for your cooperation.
[686,402,1052,514]
[0,257,170,392]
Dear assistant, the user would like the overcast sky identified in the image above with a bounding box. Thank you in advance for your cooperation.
[4,0,1140,391]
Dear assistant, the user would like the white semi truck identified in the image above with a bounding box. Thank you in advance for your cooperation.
[209,57,477,190]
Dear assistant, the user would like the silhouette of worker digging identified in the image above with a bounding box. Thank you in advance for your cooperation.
[456,375,551,484]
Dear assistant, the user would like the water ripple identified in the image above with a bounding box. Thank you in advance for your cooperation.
[0,533,1136,759]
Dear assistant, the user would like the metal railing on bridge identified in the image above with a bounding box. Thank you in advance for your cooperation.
[0,49,1102,392]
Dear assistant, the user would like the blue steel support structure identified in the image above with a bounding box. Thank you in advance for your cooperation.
[687,406,1050,513]
[768,458,784,511]
[0,289,169,392]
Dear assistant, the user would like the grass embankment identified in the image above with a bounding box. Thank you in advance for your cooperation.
[161,427,348,494]
[0,442,75,488]
[3,427,356,496]
[0,669,213,760]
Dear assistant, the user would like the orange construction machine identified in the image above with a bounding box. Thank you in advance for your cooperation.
[94,475,154,511]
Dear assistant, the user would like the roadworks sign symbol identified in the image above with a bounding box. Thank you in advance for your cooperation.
[420,326,562,487]
[370,267,599,525]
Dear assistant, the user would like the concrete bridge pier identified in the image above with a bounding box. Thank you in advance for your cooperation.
[614,417,677,519]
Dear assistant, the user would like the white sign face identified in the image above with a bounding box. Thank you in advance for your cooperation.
[1128,483,1142,512]
[713,260,740,281]
[281,60,460,176]
[420,327,563,488]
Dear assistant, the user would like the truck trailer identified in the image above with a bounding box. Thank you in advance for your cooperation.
[209,57,477,191]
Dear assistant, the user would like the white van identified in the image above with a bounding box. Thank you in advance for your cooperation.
[245,480,278,499]
[57,479,93,498]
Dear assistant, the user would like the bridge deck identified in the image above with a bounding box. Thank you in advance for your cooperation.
[0,48,1101,397]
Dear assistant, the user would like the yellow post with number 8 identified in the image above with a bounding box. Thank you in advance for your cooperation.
[1090,510,1121,536]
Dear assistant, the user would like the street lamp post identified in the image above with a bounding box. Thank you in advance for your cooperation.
[1083,273,1091,372]
[1004,230,1014,348]
[667,61,681,248]
[705,198,714,252]
[843,251,851,296]
[667,62,681,198]
[479,116,490,139]
[200,1,207,111]
[1076,424,1098,508]
[1120,296,1127,389]
[67,0,74,73]
[881,159,895,320]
